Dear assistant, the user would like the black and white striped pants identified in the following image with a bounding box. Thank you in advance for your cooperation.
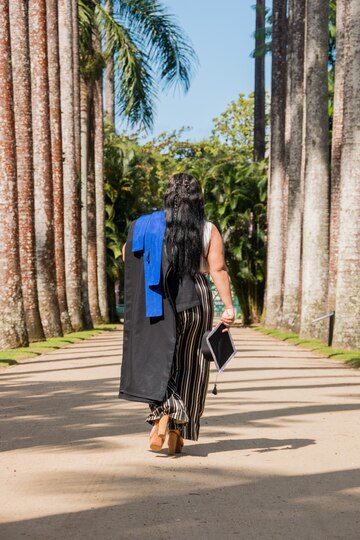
[146,274,213,441]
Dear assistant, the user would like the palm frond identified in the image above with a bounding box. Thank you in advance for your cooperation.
[78,0,94,63]
[94,2,157,129]
[112,0,198,92]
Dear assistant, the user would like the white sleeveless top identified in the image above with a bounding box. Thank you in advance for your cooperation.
[199,221,212,274]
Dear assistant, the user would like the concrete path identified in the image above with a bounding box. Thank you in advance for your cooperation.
[1,327,360,540]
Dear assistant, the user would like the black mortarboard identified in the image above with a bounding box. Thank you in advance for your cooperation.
[201,322,237,372]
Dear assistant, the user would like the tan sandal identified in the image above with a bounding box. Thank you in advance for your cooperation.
[149,415,169,451]
[168,430,184,456]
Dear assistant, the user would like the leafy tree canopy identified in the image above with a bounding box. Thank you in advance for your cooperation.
[105,94,268,321]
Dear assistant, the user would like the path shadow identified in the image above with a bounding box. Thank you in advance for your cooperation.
[1,467,360,539]
[155,437,316,458]
[1,368,360,453]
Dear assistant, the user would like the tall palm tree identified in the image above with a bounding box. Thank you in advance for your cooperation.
[264,0,287,327]
[281,0,305,332]
[300,0,330,339]
[79,76,93,329]
[93,44,110,323]
[87,80,104,324]
[47,0,73,334]
[9,0,44,342]
[80,23,109,324]
[58,0,84,330]
[29,0,63,337]
[333,0,360,349]
[0,0,28,349]
[327,0,345,312]
[254,0,266,162]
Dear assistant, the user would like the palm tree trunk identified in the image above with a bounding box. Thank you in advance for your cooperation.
[0,0,28,349]
[93,36,110,323]
[9,0,44,342]
[72,0,81,176]
[104,0,115,125]
[80,77,94,329]
[254,0,266,162]
[327,0,346,312]
[87,81,103,325]
[333,0,360,349]
[299,0,330,339]
[47,0,73,334]
[281,0,305,332]
[264,0,287,327]
[29,0,63,338]
[58,0,83,330]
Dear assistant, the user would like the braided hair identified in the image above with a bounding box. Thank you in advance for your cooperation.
[164,173,205,278]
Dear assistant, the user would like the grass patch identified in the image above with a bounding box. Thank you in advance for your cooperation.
[253,326,360,368]
[0,324,120,368]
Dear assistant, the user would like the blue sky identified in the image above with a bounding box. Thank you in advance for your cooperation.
[143,0,271,141]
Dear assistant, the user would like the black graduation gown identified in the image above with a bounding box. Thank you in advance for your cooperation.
[119,221,200,404]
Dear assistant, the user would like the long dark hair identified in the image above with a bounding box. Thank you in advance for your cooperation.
[164,173,205,277]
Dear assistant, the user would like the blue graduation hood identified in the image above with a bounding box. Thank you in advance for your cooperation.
[132,211,166,317]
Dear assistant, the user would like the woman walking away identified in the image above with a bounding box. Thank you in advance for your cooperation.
[119,173,234,455]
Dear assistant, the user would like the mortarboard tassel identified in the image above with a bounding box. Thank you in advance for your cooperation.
[212,373,219,395]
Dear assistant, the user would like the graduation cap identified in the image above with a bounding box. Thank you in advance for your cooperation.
[202,322,237,394]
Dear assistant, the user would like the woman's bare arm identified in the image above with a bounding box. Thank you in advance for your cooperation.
[206,225,235,327]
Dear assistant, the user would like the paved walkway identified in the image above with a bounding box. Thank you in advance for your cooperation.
[1,327,360,540]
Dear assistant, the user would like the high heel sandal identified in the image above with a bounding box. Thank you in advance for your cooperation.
[168,430,184,456]
[149,415,169,451]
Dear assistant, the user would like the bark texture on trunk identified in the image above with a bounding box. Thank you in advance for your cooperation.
[72,0,81,176]
[29,0,62,338]
[93,36,110,323]
[87,82,103,325]
[281,0,305,332]
[264,0,287,327]
[47,0,73,334]
[0,0,28,349]
[9,0,44,342]
[254,0,266,162]
[80,77,93,329]
[104,0,115,125]
[94,78,109,322]
[300,0,330,339]
[58,0,83,330]
[327,0,346,313]
[333,0,360,349]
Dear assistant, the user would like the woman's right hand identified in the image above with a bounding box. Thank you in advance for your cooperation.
[220,307,235,329]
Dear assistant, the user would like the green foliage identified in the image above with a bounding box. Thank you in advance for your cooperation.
[114,0,197,92]
[203,158,267,324]
[104,123,168,284]
[210,94,255,158]
[104,94,268,321]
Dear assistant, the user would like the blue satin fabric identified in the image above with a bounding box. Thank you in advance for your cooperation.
[132,211,166,317]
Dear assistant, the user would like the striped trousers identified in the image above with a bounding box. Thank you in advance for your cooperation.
[146,274,213,441]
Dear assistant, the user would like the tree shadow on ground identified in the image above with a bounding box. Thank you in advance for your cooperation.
[1,329,359,453]
[155,436,316,458]
[1,368,360,453]
[1,467,360,539]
